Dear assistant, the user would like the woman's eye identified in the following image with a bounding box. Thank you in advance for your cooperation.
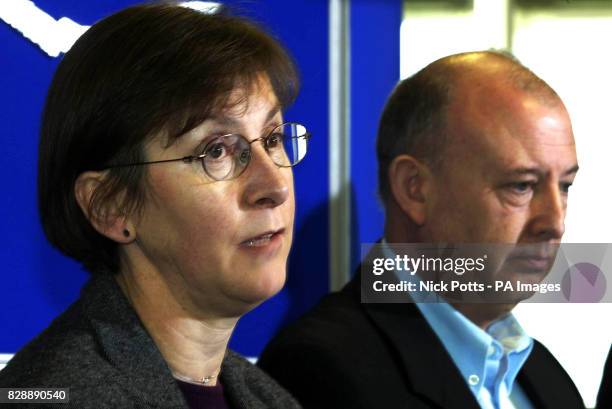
[239,148,250,164]
[267,133,283,149]
[206,143,227,159]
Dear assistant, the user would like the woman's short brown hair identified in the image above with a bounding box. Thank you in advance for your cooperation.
[38,2,299,274]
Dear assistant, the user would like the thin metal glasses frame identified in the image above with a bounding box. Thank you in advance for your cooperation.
[105,122,310,181]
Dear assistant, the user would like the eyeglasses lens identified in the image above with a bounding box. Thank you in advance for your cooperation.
[202,123,308,181]
[277,123,308,167]
[202,134,245,181]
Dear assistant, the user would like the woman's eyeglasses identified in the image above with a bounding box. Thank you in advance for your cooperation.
[106,122,310,181]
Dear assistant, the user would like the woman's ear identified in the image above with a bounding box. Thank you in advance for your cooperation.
[74,171,135,244]
[387,155,432,226]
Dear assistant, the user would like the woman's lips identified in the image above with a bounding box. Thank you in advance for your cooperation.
[240,228,285,249]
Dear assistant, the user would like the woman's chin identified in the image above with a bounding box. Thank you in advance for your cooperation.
[248,267,287,303]
[220,267,288,315]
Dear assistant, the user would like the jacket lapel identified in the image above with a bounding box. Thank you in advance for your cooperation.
[363,302,481,409]
[517,341,585,409]
[352,253,481,409]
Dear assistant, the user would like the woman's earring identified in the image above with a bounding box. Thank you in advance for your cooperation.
[123,229,130,238]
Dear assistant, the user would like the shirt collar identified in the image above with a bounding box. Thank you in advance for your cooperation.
[380,239,534,398]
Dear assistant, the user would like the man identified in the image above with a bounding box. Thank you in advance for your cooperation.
[258,51,585,409]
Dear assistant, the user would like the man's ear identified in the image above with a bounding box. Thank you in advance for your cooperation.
[74,171,135,244]
[388,155,431,226]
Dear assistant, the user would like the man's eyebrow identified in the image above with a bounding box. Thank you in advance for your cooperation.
[504,165,579,177]
[505,167,543,177]
[563,164,579,176]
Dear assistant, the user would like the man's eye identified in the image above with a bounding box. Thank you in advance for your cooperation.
[508,181,535,194]
[560,182,573,194]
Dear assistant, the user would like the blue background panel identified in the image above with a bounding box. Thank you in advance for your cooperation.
[350,0,402,270]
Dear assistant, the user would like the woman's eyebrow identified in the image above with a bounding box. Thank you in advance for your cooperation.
[208,105,282,129]
[266,105,282,122]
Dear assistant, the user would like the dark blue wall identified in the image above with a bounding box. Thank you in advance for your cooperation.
[351,0,402,270]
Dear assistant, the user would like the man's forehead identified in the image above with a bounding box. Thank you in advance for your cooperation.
[468,132,578,179]
[441,83,577,174]
[448,79,572,138]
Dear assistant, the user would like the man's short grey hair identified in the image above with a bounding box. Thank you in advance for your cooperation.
[376,50,561,207]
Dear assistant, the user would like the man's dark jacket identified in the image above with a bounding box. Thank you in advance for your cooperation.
[258,267,585,409]
[597,346,611,409]
[0,274,300,409]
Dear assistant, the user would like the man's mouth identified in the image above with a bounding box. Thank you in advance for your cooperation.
[505,253,555,274]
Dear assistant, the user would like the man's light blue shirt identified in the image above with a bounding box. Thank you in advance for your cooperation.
[381,240,535,409]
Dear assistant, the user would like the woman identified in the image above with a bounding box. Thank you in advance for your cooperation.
[0,3,309,408]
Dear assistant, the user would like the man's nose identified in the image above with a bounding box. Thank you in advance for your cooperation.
[528,182,566,241]
[242,145,290,208]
